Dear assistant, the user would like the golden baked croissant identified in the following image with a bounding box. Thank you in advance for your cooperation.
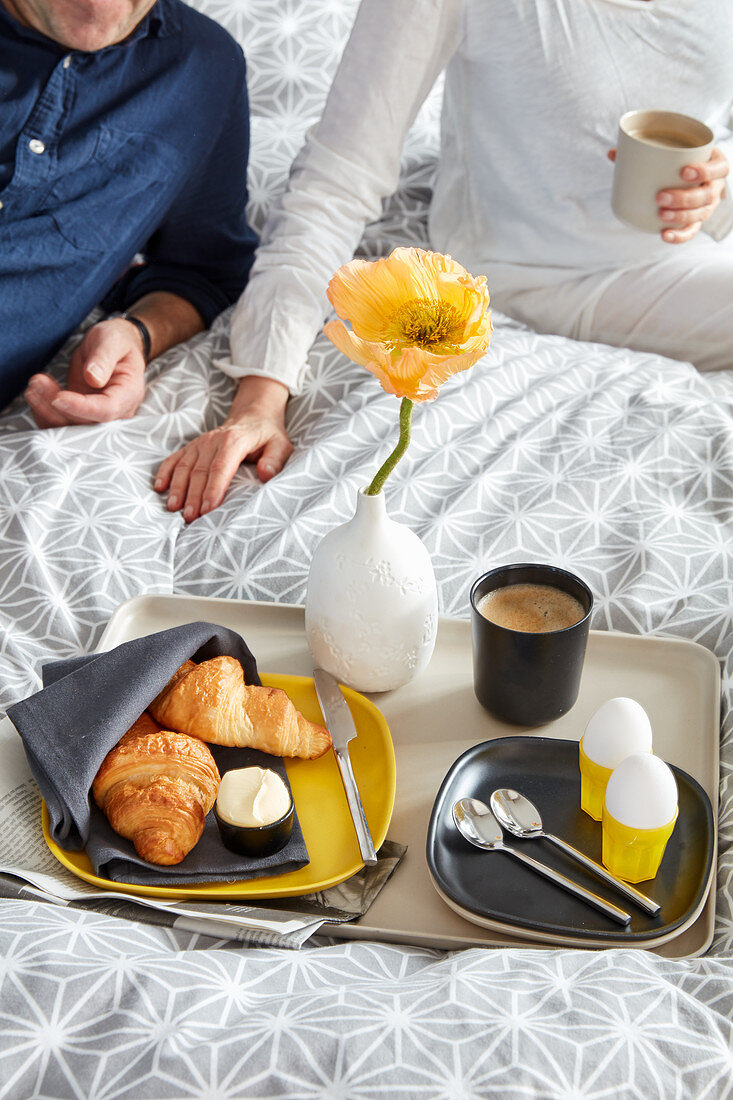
[126,712,163,738]
[92,718,220,865]
[149,656,332,759]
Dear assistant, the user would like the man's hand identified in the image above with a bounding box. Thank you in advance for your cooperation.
[25,318,147,427]
[608,146,730,243]
[154,376,292,521]
[25,292,204,428]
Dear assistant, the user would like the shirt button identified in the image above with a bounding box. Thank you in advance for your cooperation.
[29,139,45,155]
[63,54,72,68]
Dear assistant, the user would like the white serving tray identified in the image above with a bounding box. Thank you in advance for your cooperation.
[98,595,720,958]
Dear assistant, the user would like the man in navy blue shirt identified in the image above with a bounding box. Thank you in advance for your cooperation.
[0,0,258,424]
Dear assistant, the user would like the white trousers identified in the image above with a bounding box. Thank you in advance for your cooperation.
[497,240,733,373]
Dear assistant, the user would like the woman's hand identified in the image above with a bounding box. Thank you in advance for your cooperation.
[154,376,292,522]
[655,147,729,242]
[608,146,729,243]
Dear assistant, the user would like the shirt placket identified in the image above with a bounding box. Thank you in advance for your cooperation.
[0,51,74,217]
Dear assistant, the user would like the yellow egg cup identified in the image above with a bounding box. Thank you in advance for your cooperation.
[578,741,613,821]
[601,806,679,883]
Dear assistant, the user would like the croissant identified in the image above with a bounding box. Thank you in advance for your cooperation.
[92,718,220,865]
[149,656,332,759]
[125,712,163,739]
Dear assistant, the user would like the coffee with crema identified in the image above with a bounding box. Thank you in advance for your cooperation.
[476,582,586,633]
[627,127,698,150]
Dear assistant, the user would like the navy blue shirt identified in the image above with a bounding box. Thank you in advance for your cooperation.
[0,0,258,410]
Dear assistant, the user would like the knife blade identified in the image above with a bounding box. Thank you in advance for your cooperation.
[313,668,378,866]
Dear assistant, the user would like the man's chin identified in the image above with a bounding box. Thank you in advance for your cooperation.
[52,17,141,51]
[2,0,157,52]
[58,29,129,51]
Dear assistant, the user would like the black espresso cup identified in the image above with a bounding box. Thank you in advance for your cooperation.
[470,563,593,726]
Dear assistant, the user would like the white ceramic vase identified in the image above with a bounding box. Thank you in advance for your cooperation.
[305,488,438,692]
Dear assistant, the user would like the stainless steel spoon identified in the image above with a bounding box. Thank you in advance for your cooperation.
[490,788,660,917]
[452,797,631,926]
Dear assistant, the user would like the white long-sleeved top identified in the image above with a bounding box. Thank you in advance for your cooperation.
[220,0,733,393]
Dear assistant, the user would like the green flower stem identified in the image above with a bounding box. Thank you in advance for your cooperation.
[366,397,414,495]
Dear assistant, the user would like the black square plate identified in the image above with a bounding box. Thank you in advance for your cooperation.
[426,737,714,943]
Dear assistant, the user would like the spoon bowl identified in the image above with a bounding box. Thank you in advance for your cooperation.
[452,797,505,849]
[491,788,545,839]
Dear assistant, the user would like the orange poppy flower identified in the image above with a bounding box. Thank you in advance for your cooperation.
[324,247,492,402]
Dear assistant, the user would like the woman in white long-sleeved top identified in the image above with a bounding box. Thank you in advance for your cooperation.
[156,0,733,521]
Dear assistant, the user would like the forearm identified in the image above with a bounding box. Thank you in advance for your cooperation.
[224,374,289,425]
[126,292,205,361]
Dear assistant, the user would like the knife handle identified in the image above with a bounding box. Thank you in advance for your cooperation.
[335,752,378,866]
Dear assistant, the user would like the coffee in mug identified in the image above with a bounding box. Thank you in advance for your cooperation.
[470,563,593,726]
[476,582,586,634]
[624,127,698,150]
[611,109,714,234]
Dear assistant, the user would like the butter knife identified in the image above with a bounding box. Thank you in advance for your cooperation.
[313,668,378,866]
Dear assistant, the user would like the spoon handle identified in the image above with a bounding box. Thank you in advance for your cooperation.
[545,834,660,916]
[504,846,631,925]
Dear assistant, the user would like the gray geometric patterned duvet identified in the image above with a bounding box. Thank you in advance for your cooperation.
[1,2,733,1097]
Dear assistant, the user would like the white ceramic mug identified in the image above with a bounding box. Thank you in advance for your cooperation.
[611,109,714,233]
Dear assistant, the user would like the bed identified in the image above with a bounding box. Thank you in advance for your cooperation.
[1,1,733,1096]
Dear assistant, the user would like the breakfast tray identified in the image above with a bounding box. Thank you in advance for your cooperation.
[96,595,720,958]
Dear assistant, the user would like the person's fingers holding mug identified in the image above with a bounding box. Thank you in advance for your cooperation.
[656,147,729,243]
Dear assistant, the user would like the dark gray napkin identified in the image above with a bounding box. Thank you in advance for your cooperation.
[7,622,309,882]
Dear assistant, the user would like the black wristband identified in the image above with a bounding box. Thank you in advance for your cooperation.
[106,311,152,363]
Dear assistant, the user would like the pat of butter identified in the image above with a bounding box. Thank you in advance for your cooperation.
[216,767,291,828]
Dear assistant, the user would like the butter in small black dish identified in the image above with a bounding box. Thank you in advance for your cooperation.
[214,766,295,858]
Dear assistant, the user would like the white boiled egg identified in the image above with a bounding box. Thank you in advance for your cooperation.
[581,697,652,769]
[605,753,678,829]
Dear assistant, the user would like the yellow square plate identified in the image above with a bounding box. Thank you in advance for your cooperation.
[42,673,396,900]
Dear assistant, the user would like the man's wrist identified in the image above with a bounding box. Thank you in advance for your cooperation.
[105,311,152,363]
